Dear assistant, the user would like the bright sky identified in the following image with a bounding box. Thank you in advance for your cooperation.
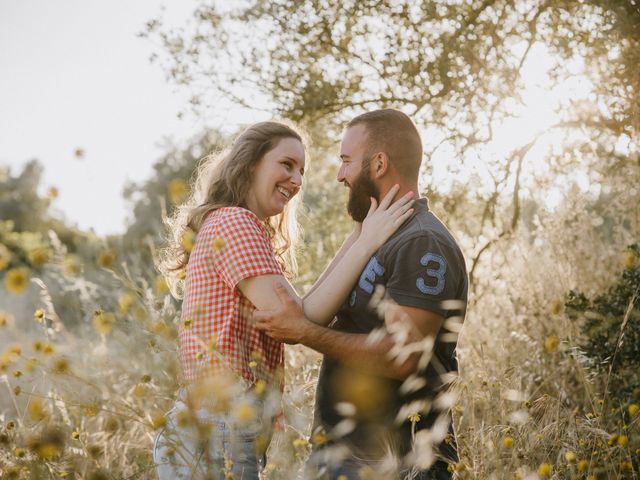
[0,0,266,236]
[1,1,598,237]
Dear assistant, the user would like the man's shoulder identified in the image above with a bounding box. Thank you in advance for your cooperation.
[380,208,462,259]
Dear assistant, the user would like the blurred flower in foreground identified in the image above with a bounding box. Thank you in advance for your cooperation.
[550,299,563,315]
[28,247,51,267]
[28,397,48,422]
[537,463,552,477]
[232,401,256,425]
[181,230,195,252]
[629,403,639,417]
[93,310,116,335]
[96,250,116,269]
[5,267,29,294]
[155,275,169,295]
[623,249,637,269]
[74,148,85,159]
[0,311,10,327]
[47,186,59,199]
[502,436,514,448]
[118,292,136,314]
[565,451,576,462]
[212,237,225,251]
[544,335,559,353]
[168,178,188,204]
[62,255,82,276]
[0,243,11,270]
[34,308,45,323]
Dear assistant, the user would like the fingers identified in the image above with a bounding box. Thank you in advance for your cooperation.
[394,207,415,226]
[377,184,400,209]
[366,196,378,217]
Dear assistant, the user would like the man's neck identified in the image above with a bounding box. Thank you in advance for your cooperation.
[379,182,420,201]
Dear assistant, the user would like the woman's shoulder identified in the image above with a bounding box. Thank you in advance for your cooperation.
[201,206,265,234]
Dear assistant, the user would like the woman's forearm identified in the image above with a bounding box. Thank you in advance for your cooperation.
[302,226,360,298]
[301,237,375,325]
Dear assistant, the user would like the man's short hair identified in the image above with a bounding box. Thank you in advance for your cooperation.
[346,109,423,180]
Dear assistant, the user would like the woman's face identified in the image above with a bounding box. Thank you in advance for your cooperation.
[245,137,306,219]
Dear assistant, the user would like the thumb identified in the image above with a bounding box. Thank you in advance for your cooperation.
[274,282,291,303]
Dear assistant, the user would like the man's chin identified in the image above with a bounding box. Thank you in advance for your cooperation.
[347,198,371,223]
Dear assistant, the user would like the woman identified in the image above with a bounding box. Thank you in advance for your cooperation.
[154,122,414,479]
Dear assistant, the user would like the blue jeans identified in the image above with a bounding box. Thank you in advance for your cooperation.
[153,397,265,480]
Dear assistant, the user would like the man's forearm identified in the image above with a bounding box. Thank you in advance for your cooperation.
[298,320,416,380]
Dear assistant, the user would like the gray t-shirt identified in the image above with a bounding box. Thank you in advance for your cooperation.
[314,198,468,461]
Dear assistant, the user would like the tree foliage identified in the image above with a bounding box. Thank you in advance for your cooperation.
[146,0,640,292]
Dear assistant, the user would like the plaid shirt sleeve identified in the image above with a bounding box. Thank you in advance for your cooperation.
[210,208,283,288]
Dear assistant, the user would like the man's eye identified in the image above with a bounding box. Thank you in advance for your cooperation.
[282,162,292,170]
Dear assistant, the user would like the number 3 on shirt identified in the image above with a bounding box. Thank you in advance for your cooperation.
[416,252,447,295]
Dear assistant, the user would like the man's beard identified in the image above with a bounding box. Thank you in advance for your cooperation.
[346,158,380,222]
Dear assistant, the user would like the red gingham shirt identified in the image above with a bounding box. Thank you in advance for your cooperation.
[178,207,284,387]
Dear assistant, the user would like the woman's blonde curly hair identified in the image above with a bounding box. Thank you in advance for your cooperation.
[159,121,306,298]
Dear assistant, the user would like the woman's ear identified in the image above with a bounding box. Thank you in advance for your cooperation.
[373,152,389,179]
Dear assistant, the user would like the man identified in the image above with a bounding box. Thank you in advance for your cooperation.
[255,109,468,479]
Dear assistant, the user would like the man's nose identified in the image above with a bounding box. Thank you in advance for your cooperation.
[336,165,346,183]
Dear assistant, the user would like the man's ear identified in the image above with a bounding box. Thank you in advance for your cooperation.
[372,152,389,179]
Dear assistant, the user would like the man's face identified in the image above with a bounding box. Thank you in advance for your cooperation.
[338,125,380,222]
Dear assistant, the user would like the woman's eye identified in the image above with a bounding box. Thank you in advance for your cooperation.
[283,162,292,170]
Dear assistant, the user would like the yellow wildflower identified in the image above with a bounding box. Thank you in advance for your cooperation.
[96,250,116,269]
[618,435,628,446]
[628,403,639,417]
[118,292,136,314]
[232,402,256,425]
[0,243,11,270]
[213,237,225,250]
[155,275,169,295]
[312,431,329,445]
[62,255,82,276]
[577,460,588,472]
[15,447,25,457]
[181,230,195,253]
[292,437,309,449]
[133,384,146,398]
[27,398,47,421]
[502,436,514,448]
[177,269,186,280]
[43,344,55,356]
[34,308,45,323]
[254,379,266,395]
[93,310,116,335]
[51,356,70,374]
[623,250,637,269]
[152,414,167,430]
[82,402,100,417]
[550,299,563,315]
[13,370,22,378]
[544,335,559,353]
[72,431,80,440]
[5,267,29,294]
[537,463,552,477]
[408,413,422,423]
[28,247,50,267]
[24,357,37,372]
[167,178,188,204]
[7,344,22,357]
[0,311,10,327]
[564,451,576,462]
[47,186,58,199]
